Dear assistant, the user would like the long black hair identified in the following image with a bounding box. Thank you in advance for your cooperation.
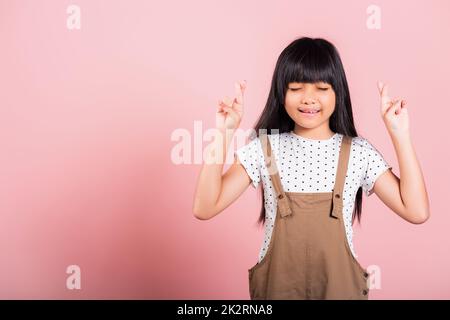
[252,36,364,226]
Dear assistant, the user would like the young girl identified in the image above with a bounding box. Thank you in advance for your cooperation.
[193,37,430,300]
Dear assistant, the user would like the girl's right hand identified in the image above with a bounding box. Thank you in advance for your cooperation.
[216,80,246,132]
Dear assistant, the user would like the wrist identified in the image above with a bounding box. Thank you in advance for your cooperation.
[389,129,411,142]
[217,127,237,138]
[389,130,413,154]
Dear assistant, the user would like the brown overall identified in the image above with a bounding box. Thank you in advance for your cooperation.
[248,134,370,300]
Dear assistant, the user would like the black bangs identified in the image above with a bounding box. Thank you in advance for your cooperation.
[282,40,336,89]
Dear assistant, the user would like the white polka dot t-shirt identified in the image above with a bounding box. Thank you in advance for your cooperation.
[235,131,392,263]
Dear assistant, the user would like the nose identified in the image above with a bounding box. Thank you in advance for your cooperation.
[301,86,318,104]
[301,96,318,105]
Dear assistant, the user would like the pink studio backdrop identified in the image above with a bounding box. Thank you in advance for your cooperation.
[0,0,449,299]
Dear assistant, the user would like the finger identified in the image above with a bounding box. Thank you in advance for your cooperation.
[392,97,400,105]
[235,81,245,105]
[391,98,401,114]
[220,102,236,115]
[235,80,247,109]
[240,80,247,92]
[222,105,240,124]
[380,83,390,104]
[379,83,392,114]
[377,81,383,94]
[400,100,408,114]
[384,99,396,115]
[389,99,402,116]
[219,100,230,109]
[218,100,230,112]
[385,102,395,117]
[223,96,233,107]
[217,104,225,113]
[382,98,393,115]
[232,97,243,115]
[401,105,408,114]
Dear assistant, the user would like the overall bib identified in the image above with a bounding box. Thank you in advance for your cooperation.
[248,134,370,300]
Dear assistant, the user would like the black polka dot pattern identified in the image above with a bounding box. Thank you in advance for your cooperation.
[235,132,391,263]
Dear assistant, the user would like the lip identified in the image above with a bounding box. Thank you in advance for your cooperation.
[298,108,321,117]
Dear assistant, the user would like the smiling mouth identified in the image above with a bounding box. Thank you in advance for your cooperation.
[300,110,320,114]
[298,108,321,114]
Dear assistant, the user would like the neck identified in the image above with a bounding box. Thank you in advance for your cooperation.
[292,124,335,140]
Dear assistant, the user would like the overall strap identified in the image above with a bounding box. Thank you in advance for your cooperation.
[330,135,352,219]
[259,134,292,217]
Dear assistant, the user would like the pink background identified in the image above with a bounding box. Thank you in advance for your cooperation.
[0,0,449,299]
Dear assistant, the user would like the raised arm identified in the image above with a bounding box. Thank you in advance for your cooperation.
[373,81,430,224]
[192,81,252,220]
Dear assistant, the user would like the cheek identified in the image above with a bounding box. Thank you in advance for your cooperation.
[284,94,298,111]
[321,94,336,111]
[285,93,296,105]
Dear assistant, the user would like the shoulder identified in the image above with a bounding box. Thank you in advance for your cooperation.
[240,132,285,148]
[340,135,388,165]
[349,135,390,169]
[235,132,285,160]
[348,135,379,153]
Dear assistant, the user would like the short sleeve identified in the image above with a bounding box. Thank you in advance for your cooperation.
[361,139,392,197]
[235,137,262,188]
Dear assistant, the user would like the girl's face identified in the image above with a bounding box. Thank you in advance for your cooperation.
[285,81,336,130]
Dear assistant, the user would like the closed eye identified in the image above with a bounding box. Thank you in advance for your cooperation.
[289,87,329,91]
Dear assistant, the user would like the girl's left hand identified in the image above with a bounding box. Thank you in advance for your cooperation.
[377,81,410,138]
